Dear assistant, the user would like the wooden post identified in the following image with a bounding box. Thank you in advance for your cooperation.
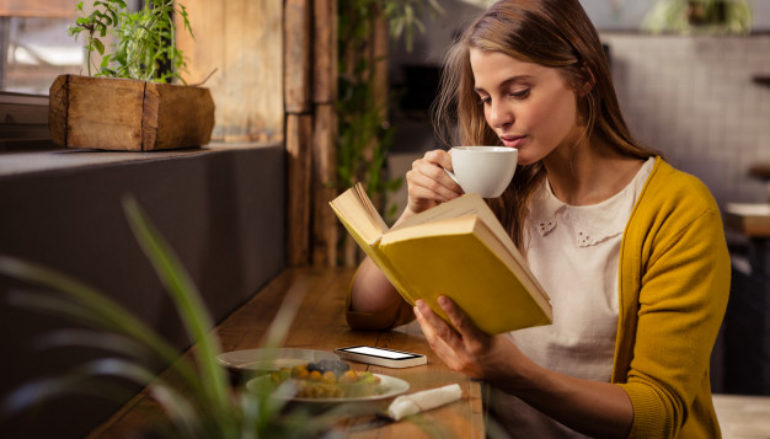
[313,0,337,105]
[175,0,283,143]
[371,4,389,122]
[286,114,313,266]
[312,0,339,267]
[312,104,338,267]
[284,0,311,113]
[284,0,313,266]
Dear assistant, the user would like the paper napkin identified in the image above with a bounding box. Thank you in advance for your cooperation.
[386,384,463,421]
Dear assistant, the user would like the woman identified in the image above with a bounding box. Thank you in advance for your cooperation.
[347,1,730,437]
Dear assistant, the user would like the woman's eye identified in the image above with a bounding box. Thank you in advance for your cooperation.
[478,96,491,105]
[509,89,530,99]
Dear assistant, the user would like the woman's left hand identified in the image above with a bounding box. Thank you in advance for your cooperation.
[413,296,516,380]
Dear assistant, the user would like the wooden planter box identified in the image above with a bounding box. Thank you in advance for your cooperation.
[49,75,215,151]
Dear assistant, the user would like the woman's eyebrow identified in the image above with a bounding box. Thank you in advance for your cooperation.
[474,75,534,93]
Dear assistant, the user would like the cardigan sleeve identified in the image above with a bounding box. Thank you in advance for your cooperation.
[618,208,730,438]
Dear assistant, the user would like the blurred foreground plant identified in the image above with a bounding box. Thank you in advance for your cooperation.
[0,197,355,438]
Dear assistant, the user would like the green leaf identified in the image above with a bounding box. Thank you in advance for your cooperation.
[121,197,234,426]
[93,38,105,55]
[34,329,152,360]
[0,258,202,396]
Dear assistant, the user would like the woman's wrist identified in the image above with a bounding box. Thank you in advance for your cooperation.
[481,340,544,393]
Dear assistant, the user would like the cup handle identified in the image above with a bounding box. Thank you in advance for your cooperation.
[444,168,460,185]
[444,149,460,185]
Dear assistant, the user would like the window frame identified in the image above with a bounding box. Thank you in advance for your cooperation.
[0,91,57,151]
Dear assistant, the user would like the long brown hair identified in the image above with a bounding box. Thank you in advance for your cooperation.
[432,0,657,247]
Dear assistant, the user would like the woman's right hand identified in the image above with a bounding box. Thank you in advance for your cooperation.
[404,149,464,216]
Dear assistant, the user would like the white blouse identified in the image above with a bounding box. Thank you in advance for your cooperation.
[490,157,655,437]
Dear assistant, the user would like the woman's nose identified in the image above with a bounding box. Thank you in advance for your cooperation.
[488,101,514,129]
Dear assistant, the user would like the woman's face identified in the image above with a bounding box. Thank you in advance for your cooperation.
[469,48,582,165]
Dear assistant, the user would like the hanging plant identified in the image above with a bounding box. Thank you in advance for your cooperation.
[643,0,753,34]
[336,0,443,223]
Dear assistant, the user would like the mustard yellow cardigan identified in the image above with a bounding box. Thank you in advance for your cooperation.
[347,158,730,438]
[612,158,730,438]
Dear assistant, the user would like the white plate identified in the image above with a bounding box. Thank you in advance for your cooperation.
[246,373,410,403]
[218,348,339,371]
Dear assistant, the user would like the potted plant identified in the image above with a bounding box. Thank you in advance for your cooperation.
[49,0,215,151]
[643,0,753,34]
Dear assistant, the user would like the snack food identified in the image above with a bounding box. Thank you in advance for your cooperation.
[270,360,384,398]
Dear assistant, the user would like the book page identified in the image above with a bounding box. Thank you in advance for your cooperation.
[392,194,517,256]
[329,183,388,244]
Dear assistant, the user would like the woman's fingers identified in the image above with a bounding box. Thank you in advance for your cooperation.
[415,300,470,350]
[414,299,487,377]
[437,296,483,340]
[406,168,462,202]
[404,149,464,214]
[437,296,489,355]
[414,301,465,370]
[419,150,463,194]
[423,149,454,173]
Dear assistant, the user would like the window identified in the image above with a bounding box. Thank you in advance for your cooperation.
[0,1,139,151]
[0,1,86,94]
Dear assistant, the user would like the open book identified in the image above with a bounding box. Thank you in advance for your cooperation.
[329,183,552,335]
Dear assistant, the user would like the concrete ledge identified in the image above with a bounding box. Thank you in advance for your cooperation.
[0,143,286,438]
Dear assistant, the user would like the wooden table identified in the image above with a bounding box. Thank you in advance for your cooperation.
[713,393,770,439]
[725,203,770,277]
[88,267,485,438]
[725,203,770,238]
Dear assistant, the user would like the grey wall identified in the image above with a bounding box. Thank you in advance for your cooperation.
[0,145,286,438]
[604,33,770,207]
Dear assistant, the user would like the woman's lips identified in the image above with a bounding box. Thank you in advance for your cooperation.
[501,135,526,148]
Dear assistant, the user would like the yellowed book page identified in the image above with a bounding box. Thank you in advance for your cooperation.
[329,183,387,245]
[329,184,416,306]
[355,183,389,234]
[393,194,519,261]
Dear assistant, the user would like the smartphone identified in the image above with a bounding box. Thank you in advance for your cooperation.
[335,345,427,368]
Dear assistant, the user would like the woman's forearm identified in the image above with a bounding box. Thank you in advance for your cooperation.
[488,352,633,438]
[350,256,402,312]
[350,207,419,313]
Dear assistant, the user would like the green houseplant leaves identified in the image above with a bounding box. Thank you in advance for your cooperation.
[67,0,193,82]
[0,197,352,438]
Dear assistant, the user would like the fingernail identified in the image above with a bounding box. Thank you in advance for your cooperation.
[413,306,422,318]
[438,296,449,306]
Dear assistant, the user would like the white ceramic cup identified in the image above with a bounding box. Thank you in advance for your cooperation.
[445,146,518,198]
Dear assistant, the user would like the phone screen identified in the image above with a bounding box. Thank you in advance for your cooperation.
[341,346,419,360]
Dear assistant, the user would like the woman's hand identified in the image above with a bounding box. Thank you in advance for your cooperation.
[405,149,464,216]
[414,296,634,438]
[413,296,517,380]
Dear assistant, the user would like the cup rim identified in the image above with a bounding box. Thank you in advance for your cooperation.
[451,146,517,153]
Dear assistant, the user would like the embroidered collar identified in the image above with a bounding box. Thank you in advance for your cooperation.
[529,158,655,248]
